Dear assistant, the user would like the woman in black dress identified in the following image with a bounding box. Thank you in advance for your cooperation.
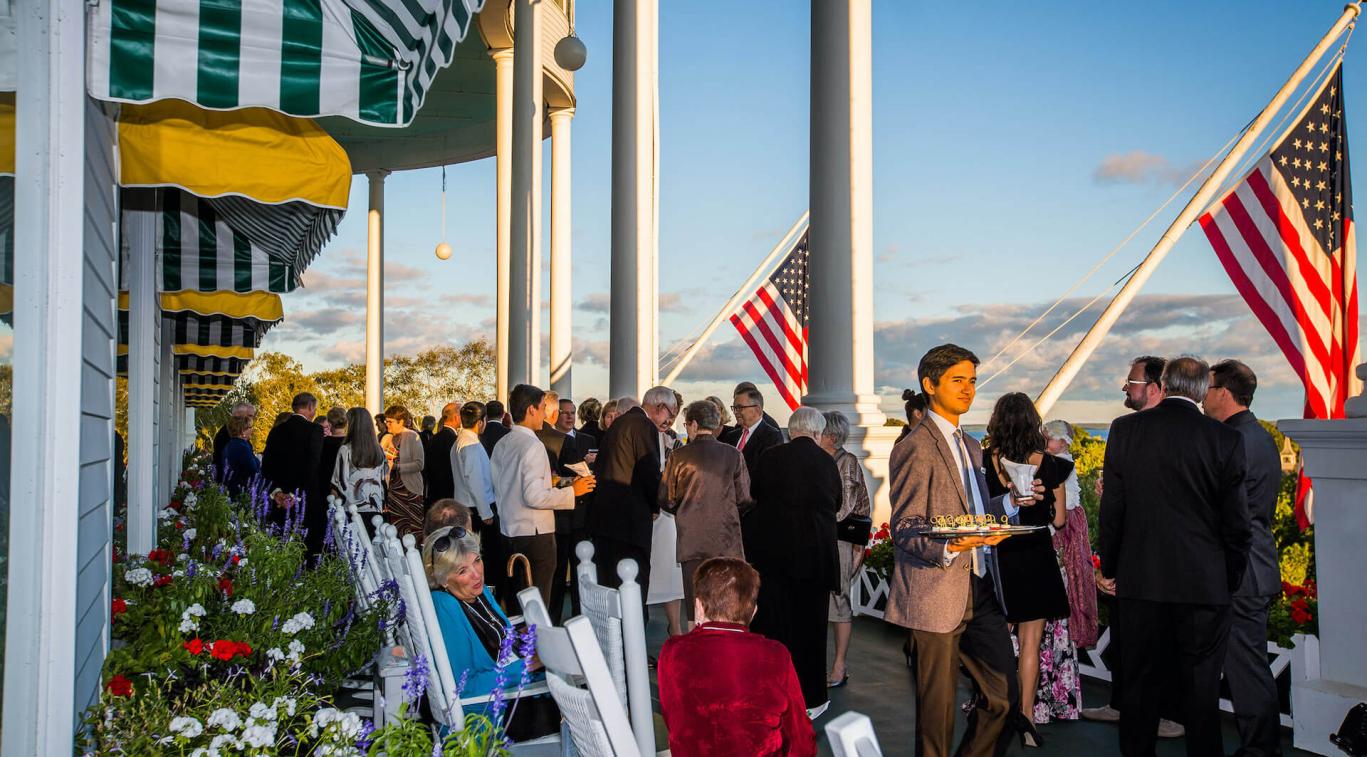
[983,392,1071,748]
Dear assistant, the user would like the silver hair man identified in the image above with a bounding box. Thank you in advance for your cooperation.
[787,406,827,440]
[1162,355,1210,401]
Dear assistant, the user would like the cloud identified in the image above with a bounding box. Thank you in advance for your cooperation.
[578,292,610,313]
[1092,150,1207,186]
[439,293,494,307]
[288,307,362,335]
[384,261,427,283]
[659,293,686,313]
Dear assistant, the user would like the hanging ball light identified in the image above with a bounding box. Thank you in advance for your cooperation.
[555,34,587,71]
[435,164,452,261]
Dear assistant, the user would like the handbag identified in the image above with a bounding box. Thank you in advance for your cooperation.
[836,513,873,546]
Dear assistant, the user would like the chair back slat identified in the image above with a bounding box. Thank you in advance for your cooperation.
[572,542,627,704]
[400,533,463,727]
[574,542,653,757]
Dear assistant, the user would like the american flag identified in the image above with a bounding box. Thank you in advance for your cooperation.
[730,232,810,410]
[1199,63,1359,527]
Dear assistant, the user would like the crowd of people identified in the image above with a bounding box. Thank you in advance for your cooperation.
[212,340,1282,756]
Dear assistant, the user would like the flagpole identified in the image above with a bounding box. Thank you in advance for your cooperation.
[660,212,810,386]
[1035,2,1361,417]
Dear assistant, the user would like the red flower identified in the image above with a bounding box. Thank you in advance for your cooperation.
[1290,599,1313,626]
[105,674,133,697]
[234,641,253,657]
[148,548,173,566]
[174,521,185,530]
[1091,554,1102,569]
[218,577,234,597]
[111,598,127,617]
[183,638,204,656]
[112,549,122,564]
[169,499,183,511]
[210,639,240,661]
[231,555,241,566]
[153,574,173,588]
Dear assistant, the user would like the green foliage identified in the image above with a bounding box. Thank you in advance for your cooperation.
[365,703,511,757]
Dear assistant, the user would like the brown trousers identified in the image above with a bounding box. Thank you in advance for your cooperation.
[907,574,1019,757]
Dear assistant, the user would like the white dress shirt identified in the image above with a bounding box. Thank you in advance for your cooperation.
[490,424,575,537]
[450,427,496,521]
[926,409,1017,566]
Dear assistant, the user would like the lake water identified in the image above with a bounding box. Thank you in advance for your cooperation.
[961,424,1110,443]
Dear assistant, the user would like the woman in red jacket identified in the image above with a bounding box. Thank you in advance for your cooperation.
[657,558,816,757]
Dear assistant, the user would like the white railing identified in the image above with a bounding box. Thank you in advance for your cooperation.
[852,567,1308,728]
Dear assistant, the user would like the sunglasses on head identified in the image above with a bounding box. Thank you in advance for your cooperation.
[430,526,469,555]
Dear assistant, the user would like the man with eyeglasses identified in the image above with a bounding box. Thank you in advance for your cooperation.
[1122,355,1167,412]
[719,385,783,479]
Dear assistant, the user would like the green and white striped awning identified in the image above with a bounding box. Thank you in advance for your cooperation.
[118,309,277,350]
[89,0,485,127]
[120,188,302,294]
[118,353,251,376]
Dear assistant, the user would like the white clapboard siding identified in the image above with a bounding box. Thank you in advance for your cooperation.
[72,99,119,721]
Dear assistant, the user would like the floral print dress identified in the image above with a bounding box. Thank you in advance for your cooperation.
[1014,563,1083,723]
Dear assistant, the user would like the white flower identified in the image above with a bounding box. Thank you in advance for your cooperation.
[158,507,176,521]
[177,553,189,562]
[272,696,297,717]
[125,568,153,587]
[265,647,285,666]
[236,557,248,567]
[178,604,205,633]
[172,570,184,578]
[240,723,276,749]
[169,716,203,738]
[287,639,305,660]
[310,707,340,737]
[249,702,276,721]
[206,708,241,732]
[208,733,237,752]
[231,598,256,615]
[184,528,197,540]
[281,612,315,635]
[184,492,198,508]
[189,749,216,757]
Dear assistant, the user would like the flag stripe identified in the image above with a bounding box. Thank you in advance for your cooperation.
[730,314,800,410]
[1246,169,1339,326]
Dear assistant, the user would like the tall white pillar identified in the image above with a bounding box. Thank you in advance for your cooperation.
[549,107,574,397]
[609,0,658,400]
[492,48,514,401]
[125,192,157,555]
[159,319,176,501]
[507,0,542,389]
[365,170,388,416]
[3,1,86,750]
[807,0,898,522]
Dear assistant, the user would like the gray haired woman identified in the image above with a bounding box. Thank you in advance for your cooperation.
[819,410,871,688]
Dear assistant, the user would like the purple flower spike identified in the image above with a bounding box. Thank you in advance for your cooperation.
[402,652,430,706]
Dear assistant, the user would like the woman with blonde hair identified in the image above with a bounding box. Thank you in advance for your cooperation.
[383,404,426,539]
[599,398,622,430]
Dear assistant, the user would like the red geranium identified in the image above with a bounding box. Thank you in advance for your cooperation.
[183,638,204,656]
[1290,598,1314,625]
[231,555,241,566]
[218,577,234,597]
[105,674,133,697]
[210,639,248,661]
[152,574,173,588]
[112,549,122,564]
[169,499,183,511]
[148,548,173,566]
[111,598,127,617]
[1091,554,1102,569]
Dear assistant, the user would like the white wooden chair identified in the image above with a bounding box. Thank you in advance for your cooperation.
[329,497,378,610]
[574,541,653,756]
[824,712,883,757]
[518,586,643,757]
[395,534,558,752]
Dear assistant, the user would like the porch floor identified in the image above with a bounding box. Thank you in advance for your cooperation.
[638,612,1312,756]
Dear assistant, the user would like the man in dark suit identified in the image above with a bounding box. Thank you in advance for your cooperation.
[718,385,783,479]
[314,406,346,516]
[549,397,595,619]
[213,401,256,481]
[425,402,460,506]
[1204,359,1283,757]
[479,399,511,456]
[884,344,1026,757]
[743,406,841,715]
[589,388,676,609]
[1099,356,1252,757]
[261,393,325,553]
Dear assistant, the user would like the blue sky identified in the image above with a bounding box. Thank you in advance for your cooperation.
[265,0,1367,424]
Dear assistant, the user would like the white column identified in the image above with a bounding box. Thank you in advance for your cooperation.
[365,170,388,416]
[125,193,157,555]
[609,0,658,400]
[492,48,514,401]
[3,0,85,752]
[807,0,898,522]
[549,107,574,397]
[507,0,542,389]
[159,319,176,501]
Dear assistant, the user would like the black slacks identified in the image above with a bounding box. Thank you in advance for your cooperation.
[1224,594,1282,757]
[504,533,558,609]
[549,529,586,621]
[907,574,1019,757]
[592,535,651,617]
[1118,598,1231,757]
[751,573,830,709]
[1105,595,1183,722]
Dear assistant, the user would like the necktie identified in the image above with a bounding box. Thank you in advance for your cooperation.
[738,426,750,451]
[954,429,987,578]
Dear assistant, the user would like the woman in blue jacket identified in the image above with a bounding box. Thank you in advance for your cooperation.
[423,526,558,740]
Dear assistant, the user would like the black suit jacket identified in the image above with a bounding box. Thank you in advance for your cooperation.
[316,435,344,505]
[261,414,325,505]
[1099,398,1251,605]
[589,406,662,549]
[425,426,459,503]
[480,421,511,456]
[719,421,784,479]
[1226,410,1282,597]
[561,429,595,532]
[742,436,842,590]
[212,424,232,482]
